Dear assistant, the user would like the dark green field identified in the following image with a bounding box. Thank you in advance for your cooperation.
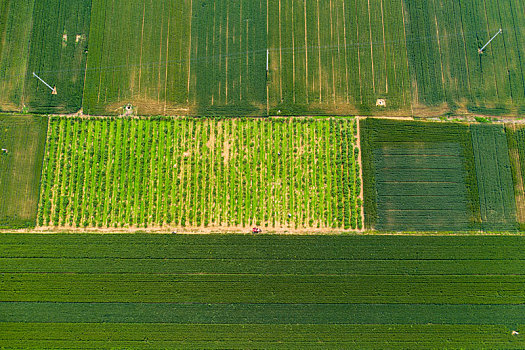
[506,124,525,229]
[361,118,519,231]
[471,124,517,230]
[23,0,92,114]
[0,234,524,348]
[0,115,48,228]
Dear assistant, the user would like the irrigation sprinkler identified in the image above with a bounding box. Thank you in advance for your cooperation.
[478,29,502,54]
[32,72,57,95]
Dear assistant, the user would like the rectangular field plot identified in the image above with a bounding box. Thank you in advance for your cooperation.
[0,115,48,228]
[373,144,472,230]
[505,124,525,229]
[1,234,524,348]
[0,0,35,111]
[361,118,480,231]
[84,0,267,116]
[471,125,516,230]
[37,117,361,231]
[267,0,411,116]
[23,0,92,114]
[79,0,525,116]
[404,0,525,116]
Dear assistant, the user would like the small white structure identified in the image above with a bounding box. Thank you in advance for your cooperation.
[512,330,520,335]
[376,99,386,107]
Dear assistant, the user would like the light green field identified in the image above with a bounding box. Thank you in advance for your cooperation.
[37,117,361,230]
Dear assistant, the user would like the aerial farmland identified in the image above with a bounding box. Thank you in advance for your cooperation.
[0,0,524,348]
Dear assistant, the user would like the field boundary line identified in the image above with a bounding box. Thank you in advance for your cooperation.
[266,0,269,114]
[164,8,170,114]
[355,0,363,104]
[330,0,336,103]
[509,0,525,99]
[507,126,525,223]
[317,0,322,102]
[292,0,296,103]
[36,116,53,227]
[158,1,165,104]
[495,0,515,103]
[279,0,283,101]
[356,117,365,230]
[240,0,243,101]
[456,1,472,97]
[481,0,500,100]
[225,1,229,103]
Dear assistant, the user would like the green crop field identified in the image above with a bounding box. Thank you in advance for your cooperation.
[23,0,92,114]
[83,0,267,116]
[471,124,516,231]
[361,118,524,231]
[506,124,525,229]
[403,0,525,116]
[0,234,524,348]
[361,118,480,231]
[0,0,35,111]
[267,0,411,116]
[0,115,48,228]
[1,0,525,116]
[37,117,361,231]
[80,0,525,116]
